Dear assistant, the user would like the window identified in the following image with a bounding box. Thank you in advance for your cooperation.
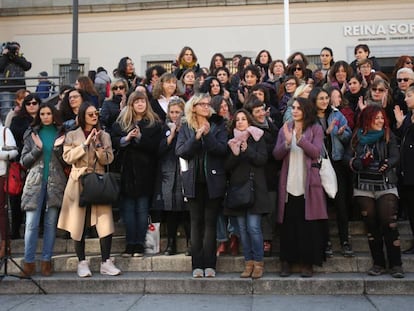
[59,63,85,85]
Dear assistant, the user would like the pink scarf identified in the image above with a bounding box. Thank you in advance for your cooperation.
[228,126,264,155]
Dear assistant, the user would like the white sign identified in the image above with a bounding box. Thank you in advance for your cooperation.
[344,23,414,37]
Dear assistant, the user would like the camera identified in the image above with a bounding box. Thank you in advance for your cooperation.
[2,41,20,56]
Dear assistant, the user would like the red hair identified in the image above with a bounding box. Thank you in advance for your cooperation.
[352,105,390,149]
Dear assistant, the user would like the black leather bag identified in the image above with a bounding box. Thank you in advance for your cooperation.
[79,159,120,207]
[225,172,255,210]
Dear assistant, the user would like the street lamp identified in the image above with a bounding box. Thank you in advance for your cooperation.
[69,0,80,85]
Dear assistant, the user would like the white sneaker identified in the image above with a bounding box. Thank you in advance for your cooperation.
[77,260,92,278]
[100,259,121,276]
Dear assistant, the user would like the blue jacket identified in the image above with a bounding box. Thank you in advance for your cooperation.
[326,107,352,161]
[175,114,228,199]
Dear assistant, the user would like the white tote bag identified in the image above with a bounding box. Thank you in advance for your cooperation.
[144,217,160,254]
[319,144,338,199]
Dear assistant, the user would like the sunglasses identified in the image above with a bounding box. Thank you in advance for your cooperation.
[405,61,413,65]
[397,78,410,83]
[294,67,302,71]
[25,100,38,106]
[112,85,125,91]
[371,87,385,93]
[86,111,99,117]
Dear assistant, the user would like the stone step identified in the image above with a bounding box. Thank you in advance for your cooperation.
[8,234,414,256]
[1,272,414,295]
[4,253,414,274]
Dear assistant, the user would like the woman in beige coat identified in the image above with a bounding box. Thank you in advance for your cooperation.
[57,102,121,278]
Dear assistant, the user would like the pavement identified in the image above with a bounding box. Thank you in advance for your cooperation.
[2,294,414,311]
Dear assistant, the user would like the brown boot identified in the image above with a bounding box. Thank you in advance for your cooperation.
[251,261,264,279]
[240,260,254,278]
[0,240,5,259]
[41,260,53,276]
[216,242,227,256]
[21,262,36,277]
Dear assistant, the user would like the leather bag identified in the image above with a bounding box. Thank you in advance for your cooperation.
[225,172,255,210]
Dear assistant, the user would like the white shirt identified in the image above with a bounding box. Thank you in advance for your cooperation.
[0,125,19,176]
[287,130,306,196]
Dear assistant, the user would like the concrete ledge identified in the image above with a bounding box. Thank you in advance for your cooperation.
[2,272,414,295]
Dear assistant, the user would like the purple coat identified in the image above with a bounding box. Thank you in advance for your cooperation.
[273,122,327,223]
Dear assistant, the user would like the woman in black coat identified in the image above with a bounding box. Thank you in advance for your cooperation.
[224,109,270,279]
[111,91,162,257]
[153,97,190,255]
[175,93,227,278]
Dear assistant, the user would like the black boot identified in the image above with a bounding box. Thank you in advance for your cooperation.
[185,239,191,256]
[164,238,176,256]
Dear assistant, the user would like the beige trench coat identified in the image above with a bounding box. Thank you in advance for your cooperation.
[57,127,115,241]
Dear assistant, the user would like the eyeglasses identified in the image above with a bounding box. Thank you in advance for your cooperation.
[86,111,99,117]
[25,100,38,106]
[196,102,210,108]
[294,67,302,71]
[371,87,385,93]
[397,78,410,83]
[69,94,81,100]
[112,85,125,91]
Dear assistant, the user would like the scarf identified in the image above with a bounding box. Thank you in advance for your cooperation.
[228,126,264,156]
[357,129,384,145]
[179,59,197,70]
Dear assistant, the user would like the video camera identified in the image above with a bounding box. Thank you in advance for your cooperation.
[1,41,20,56]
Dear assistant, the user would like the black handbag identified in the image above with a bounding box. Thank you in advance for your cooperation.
[79,157,120,207]
[225,172,255,210]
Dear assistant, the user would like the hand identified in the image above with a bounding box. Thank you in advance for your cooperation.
[394,105,404,127]
[126,127,140,141]
[31,132,42,149]
[358,96,367,111]
[223,89,230,100]
[326,119,337,135]
[167,122,177,133]
[202,122,210,135]
[85,128,97,146]
[240,141,248,152]
[283,123,293,146]
[338,125,347,135]
[340,81,348,94]
[381,89,388,108]
[378,159,389,173]
[54,135,65,147]
[195,127,204,140]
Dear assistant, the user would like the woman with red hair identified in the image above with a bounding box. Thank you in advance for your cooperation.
[346,105,403,278]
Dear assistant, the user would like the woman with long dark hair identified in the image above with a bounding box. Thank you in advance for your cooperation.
[273,97,328,278]
[58,102,121,278]
[20,102,66,277]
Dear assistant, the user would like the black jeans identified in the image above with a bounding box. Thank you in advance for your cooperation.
[187,183,221,270]
[332,161,351,244]
[356,194,402,268]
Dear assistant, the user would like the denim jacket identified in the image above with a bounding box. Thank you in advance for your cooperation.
[326,108,352,161]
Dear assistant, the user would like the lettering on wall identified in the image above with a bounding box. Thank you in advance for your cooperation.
[343,23,414,41]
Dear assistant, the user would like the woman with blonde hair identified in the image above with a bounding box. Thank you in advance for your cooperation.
[112,91,162,257]
[176,93,228,278]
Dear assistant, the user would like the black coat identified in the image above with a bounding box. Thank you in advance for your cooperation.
[0,53,32,92]
[257,120,279,191]
[111,119,162,198]
[100,98,121,135]
[153,124,186,211]
[150,98,166,123]
[395,111,414,185]
[224,135,271,216]
[175,114,227,199]
[10,114,33,159]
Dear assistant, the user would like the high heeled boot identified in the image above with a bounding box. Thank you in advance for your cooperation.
[251,261,264,279]
[41,260,53,276]
[240,260,254,278]
[164,238,177,255]
[21,262,36,277]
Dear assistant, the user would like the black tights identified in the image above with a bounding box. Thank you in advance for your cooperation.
[73,207,112,262]
[355,194,402,268]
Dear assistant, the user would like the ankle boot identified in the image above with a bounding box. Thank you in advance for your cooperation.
[0,240,5,259]
[164,238,176,255]
[251,261,264,279]
[229,235,239,256]
[41,260,53,276]
[216,241,227,256]
[21,262,36,277]
[240,260,254,278]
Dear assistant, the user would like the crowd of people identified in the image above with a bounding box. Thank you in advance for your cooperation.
[0,42,414,281]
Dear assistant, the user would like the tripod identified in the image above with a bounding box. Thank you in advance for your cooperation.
[0,155,46,294]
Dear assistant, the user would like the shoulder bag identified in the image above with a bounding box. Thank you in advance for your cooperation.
[225,171,255,210]
[319,143,338,199]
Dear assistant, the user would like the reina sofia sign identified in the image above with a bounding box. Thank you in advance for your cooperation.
[344,23,414,36]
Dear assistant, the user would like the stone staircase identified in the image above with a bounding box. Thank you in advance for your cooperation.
[1,220,414,295]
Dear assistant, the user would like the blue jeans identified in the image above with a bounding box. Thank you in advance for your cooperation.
[237,213,263,261]
[24,182,58,263]
[216,212,240,242]
[121,196,149,246]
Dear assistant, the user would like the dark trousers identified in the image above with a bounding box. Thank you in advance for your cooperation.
[9,194,23,238]
[187,184,221,270]
[0,177,7,240]
[399,185,414,238]
[356,194,402,268]
[332,161,351,244]
[165,210,190,241]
